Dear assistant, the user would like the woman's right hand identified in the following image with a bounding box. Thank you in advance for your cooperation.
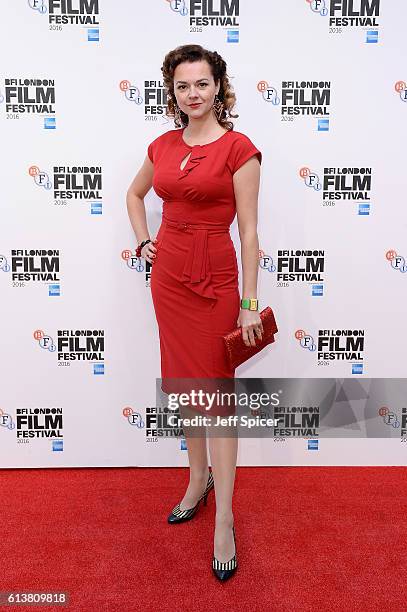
[141,238,158,264]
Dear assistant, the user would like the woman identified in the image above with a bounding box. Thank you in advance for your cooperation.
[126,44,262,581]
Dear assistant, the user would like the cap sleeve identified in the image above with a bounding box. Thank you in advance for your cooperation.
[227,133,262,175]
[147,140,154,163]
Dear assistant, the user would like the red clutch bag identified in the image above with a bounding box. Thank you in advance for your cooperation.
[223,306,278,369]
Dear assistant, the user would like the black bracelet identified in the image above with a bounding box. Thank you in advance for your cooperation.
[136,239,151,257]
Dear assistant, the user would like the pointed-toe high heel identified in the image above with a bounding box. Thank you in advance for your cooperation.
[212,525,237,582]
[167,469,214,524]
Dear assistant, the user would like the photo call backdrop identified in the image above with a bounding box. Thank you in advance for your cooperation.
[1,1,406,468]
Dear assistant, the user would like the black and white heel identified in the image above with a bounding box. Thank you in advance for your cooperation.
[212,525,237,581]
[167,469,214,524]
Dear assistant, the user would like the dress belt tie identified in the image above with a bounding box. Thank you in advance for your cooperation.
[162,214,231,301]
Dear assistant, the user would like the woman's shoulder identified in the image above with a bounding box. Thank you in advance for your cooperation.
[224,129,261,155]
[227,129,258,145]
[149,128,180,146]
[147,129,180,162]
[225,129,262,172]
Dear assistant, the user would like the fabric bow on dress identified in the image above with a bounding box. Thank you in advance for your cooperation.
[178,147,207,180]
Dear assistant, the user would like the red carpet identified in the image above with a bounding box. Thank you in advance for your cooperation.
[1,466,406,611]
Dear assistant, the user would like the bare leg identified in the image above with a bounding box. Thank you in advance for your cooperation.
[208,433,238,563]
[178,424,209,511]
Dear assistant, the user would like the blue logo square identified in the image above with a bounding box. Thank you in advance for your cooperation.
[94,363,104,375]
[352,363,363,375]
[358,203,370,216]
[91,202,102,215]
[88,28,99,42]
[366,30,378,43]
[227,30,239,43]
[318,119,329,131]
[44,117,56,130]
[49,284,60,297]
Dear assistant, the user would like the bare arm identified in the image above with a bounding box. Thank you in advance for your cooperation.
[126,155,157,263]
[234,156,263,346]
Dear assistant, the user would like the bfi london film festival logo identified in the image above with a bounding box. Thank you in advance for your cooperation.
[33,329,105,375]
[273,404,320,441]
[378,406,407,442]
[385,250,407,274]
[16,407,64,451]
[252,394,320,451]
[0,407,15,432]
[124,404,186,441]
[394,81,407,103]
[27,0,100,41]
[123,407,145,430]
[121,249,152,287]
[299,165,373,215]
[165,0,240,43]
[295,328,365,375]
[257,79,331,131]
[0,78,56,129]
[1,405,64,451]
[305,0,380,43]
[119,80,169,122]
[28,164,103,214]
[0,249,61,296]
[259,248,326,297]
[145,405,183,440]
[123,405,187,448]
[378,406,400,431]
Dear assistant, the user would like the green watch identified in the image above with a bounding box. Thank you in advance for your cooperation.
[241,298,258,311]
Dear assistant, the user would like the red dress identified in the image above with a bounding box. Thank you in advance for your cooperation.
[148,127,262,415]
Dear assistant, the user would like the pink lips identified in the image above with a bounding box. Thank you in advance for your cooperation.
[189,103,201,108]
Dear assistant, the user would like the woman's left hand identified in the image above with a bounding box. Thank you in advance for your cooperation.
[237,309,264,347]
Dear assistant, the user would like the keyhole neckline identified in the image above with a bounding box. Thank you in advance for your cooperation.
[180,126,231,149]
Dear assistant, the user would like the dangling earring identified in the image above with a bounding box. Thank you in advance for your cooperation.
[212,94,224,121]
[173,102,181,125]
[168,93,182,126]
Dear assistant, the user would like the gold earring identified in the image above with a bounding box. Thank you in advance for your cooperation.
[173,101,182,126]
[167,92,182,126]
[173,102,180,124]
[212,94,224,121]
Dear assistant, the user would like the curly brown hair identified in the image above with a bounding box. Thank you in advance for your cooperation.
[161,44,238,131]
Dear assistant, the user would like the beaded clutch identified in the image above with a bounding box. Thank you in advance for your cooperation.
[223,306,278,369]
